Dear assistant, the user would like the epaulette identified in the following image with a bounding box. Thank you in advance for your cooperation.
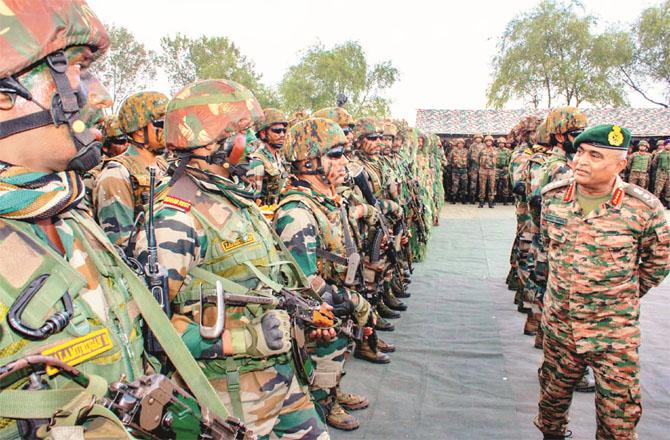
[624,183,659,208]
[541,178,572,195]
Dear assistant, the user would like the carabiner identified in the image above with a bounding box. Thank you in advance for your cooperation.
[8,274,74,340]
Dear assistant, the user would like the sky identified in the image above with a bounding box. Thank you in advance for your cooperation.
[88,0,663,124]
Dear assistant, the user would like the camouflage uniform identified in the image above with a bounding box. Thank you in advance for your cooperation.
[447,139,468,201]
[477,138,498,204]
[652,148,670,205]
[275,118,372,431]
[246,108,290,206]
[468,135,485,201]
[535,125,670,440]
[495,138,512,201]
[134,80,328,439]
[0,2,150,437]
[627,141,652,189]
[93,91,168,247]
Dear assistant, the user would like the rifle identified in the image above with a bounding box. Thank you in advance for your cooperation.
[198,282,336,340]
[144,168,171,356]
[339,203,361,287]
[0,356,255,440]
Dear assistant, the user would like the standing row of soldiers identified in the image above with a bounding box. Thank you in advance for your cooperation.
[621,138,670,207]
[443,134,514,207]
[503,108,670,439]
[0,1,451,438]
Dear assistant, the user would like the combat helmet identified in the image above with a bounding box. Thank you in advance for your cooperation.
[496,136,507,145]
[165,79,262,169]
[312,107,355,129]
[383,120,398,138]
[638,139,649,149]
[545,106,587,135]
[534,121,550,145]
[484,135,494,142]
[117,91,168,150]
[255,108,288,133]
[285,118,347,163]
[0,0,110,171]
[353,118,382,141]
[473,133,484,141]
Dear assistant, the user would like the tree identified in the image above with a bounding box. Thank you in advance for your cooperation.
[159,33,280,107]
[487,0,627,109]
[616,1,670,108]
[278,41,399,118]
[91,24,157,112]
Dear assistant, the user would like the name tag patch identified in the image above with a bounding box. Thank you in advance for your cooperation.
[544,214,567,225]
[221,233,255,252]
[163,196,192,212]
[41,328,114,376]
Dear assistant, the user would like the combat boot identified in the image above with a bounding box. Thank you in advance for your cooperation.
[488,201,494,208]
[326,401,360,431]
[523,313,539,336]
[377,337,396,353]
[336,388,369,411]
[375,315,395,331]
[575,367,596,393]
[377,302,400,319]
[543,431,572,440]
[392,277,410,298]
[478,200,484,208]
[354,340,391,364]
[382,287,407,311]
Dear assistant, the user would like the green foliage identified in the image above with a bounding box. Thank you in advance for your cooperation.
[487,0,628,109]
[618,1,670,107]
[278,41,399,118]
[159,33,280,107]
[90,24,157,112]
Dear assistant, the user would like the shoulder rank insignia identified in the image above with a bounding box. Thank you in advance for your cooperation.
[624,184,658,208]
[163,195,192,212]
[541,178,572,196]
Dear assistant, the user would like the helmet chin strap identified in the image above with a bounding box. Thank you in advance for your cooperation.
[297,156,331,185]
[0,51,102,172]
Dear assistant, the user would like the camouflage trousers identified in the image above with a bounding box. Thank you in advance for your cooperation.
[478,168,496,202]
[468,168,479,199]
[628,171,649,190]
[451,169,468,199]
[516,233,533,308]
[530,237,548,314]
[205,360,329,439]
[535,335,641,440]
[653,170,670,203]
[496,170,511,198]
[309,335,349,415]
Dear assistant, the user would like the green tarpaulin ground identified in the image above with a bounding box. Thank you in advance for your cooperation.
[333,204,670,440]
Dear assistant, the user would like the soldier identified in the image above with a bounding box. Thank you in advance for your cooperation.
[100,115,129,158]
[93,91,168,248]
[246,108,290,206]
[626,140,652,189]
[275,117,374,431]
[652,140,670,207]
[0,1,211,437]
[448,138,469,203]
[495,136,512,204]
[478,135,498,207]
[312,106,356,154]
[468,133,485,203]
[535,124,670,440]
[134,79,329,438]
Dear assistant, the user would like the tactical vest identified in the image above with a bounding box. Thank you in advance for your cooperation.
[356,156,384,197]
[479,148,497,169]
[100,153,168,218]
[496,149,511,169]
[656,152,670,171]
[0,212,146,434]
[629,152,651,172]
[277,189,347,285]
[164,176,302,348]
[248,146,288,206]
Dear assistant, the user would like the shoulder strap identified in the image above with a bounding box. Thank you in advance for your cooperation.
[541,178,572,195]
[624,183,659,208]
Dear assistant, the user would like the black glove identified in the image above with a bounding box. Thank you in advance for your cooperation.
[321,286,355,317]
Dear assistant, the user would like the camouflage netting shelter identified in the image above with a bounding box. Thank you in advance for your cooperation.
[416,108,670,146]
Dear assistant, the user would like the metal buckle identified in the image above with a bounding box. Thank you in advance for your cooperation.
[199,281,225,339]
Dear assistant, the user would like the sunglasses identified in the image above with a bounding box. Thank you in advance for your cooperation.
[365,134,383,141]
[152,119,164,129]
[325,145,346,158]
[270,127,287,134]
[342,127,353,135]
